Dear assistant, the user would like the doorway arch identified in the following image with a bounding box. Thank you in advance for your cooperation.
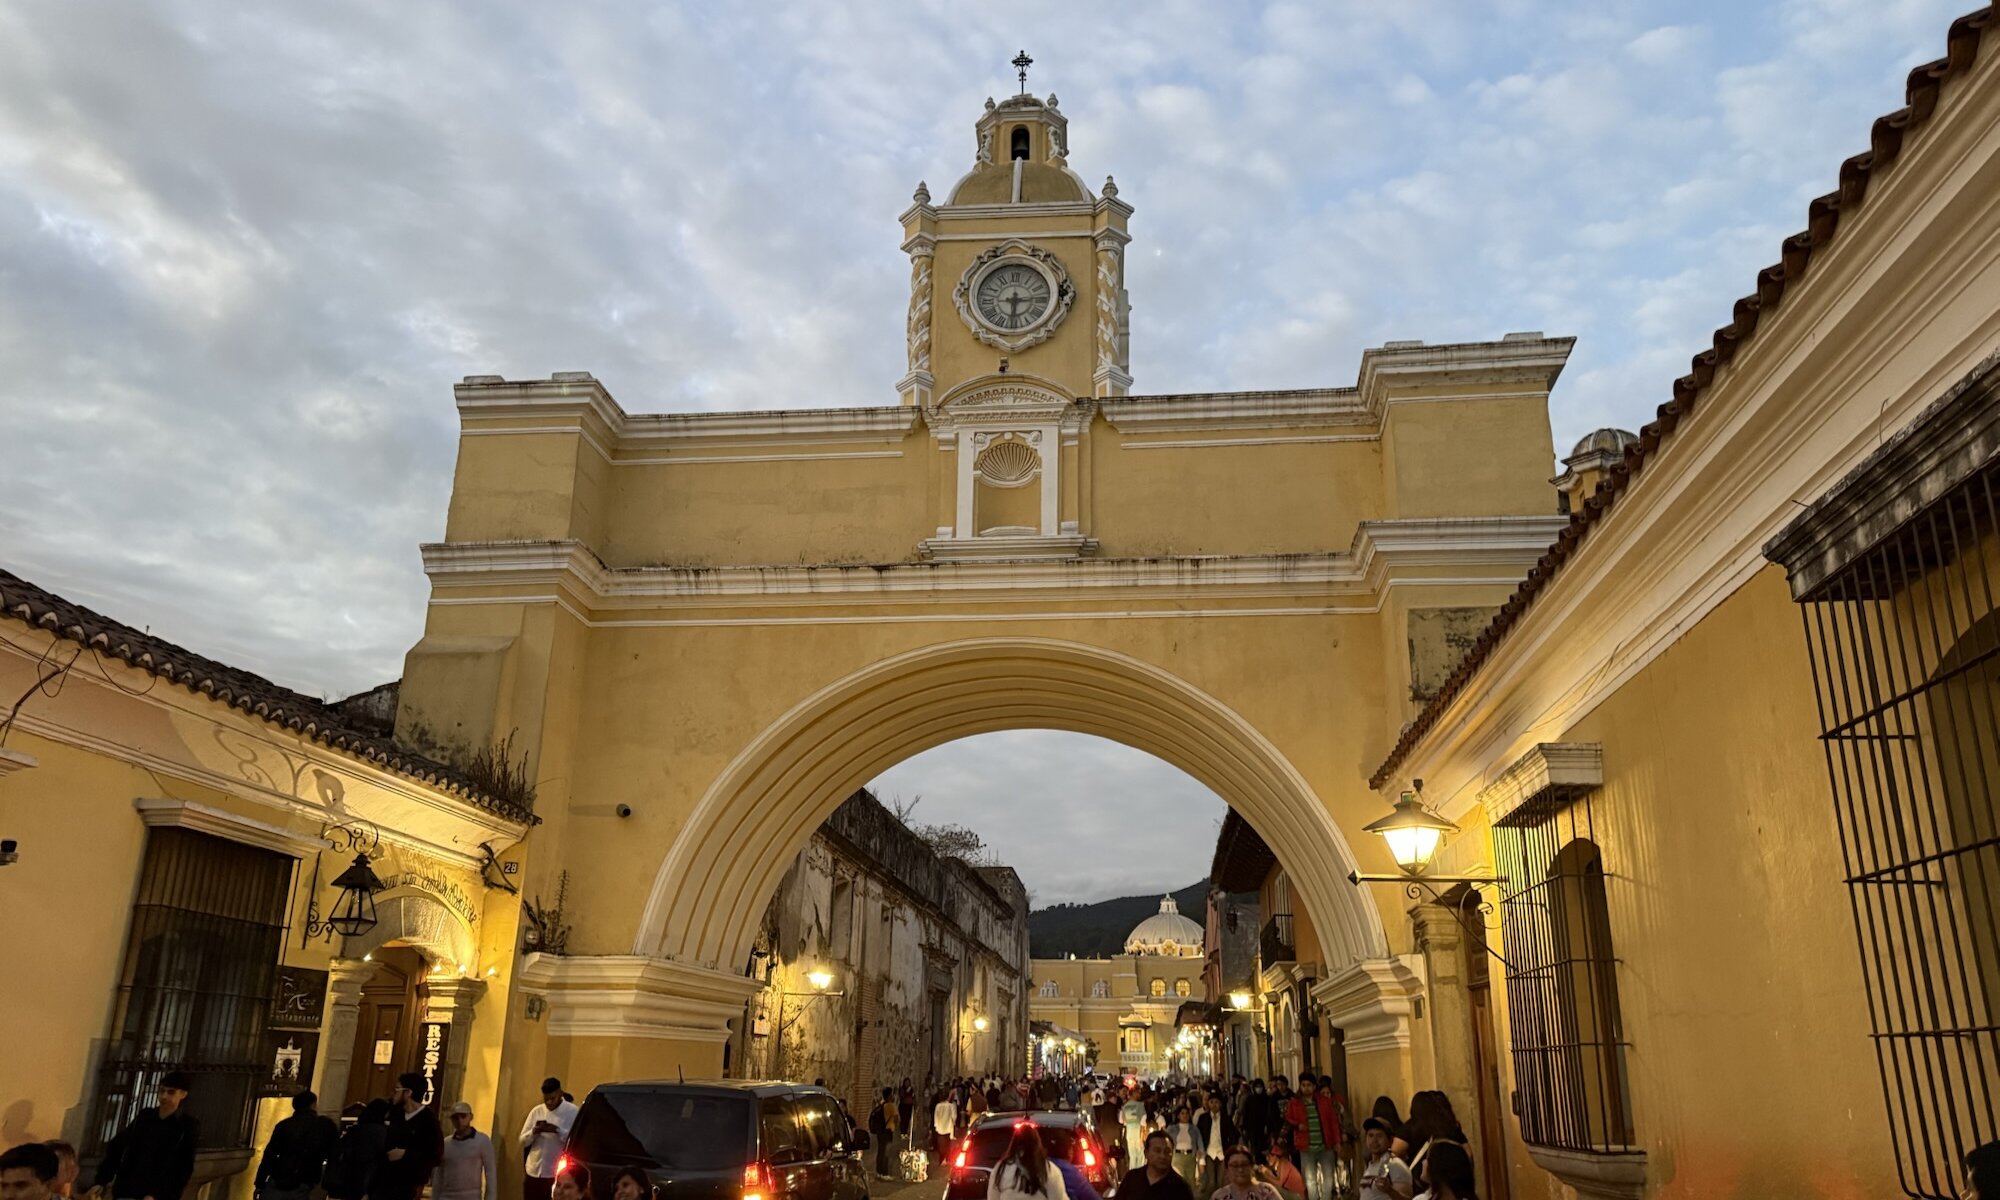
[636,636,1388,975]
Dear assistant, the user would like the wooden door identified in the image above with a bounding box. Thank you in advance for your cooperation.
[1468,983,1511,1200]
[344,946,426,1108]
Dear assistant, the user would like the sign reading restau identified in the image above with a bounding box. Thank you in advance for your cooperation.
[419,1018,451,1100]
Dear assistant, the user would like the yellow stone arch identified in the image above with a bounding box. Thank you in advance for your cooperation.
[637,636,1388,971]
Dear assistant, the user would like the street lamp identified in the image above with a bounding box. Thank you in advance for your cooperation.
[302,818,387,945]
[973,1015,990,1032]
[806,967,835,991]
[1363,791,1457,874]
[325,853,386,937]
[1228,991,1253,1011]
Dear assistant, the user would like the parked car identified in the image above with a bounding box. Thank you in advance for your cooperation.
[942,1112,1108,1200]
[562,1080,871,1200]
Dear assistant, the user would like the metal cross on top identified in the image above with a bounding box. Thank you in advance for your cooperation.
[1012,50,1033,95]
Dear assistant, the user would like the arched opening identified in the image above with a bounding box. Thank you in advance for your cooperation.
[1546,839,1632,1149]
[1010,125,1031,160]
[637,638,1385,977]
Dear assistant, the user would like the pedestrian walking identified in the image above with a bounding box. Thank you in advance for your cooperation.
[1,1143,61,1200]
[1195,1093,1236,1195]
[985,1122,1067,1200]
[433,1102,498,1200]
[612,1168,652,1200]
[1210,1149,1282,1200]
[42,1142,78,1199]
[520,1077,580,1200]
[1165,1107,1197,1186]
[1283,1077,1339,1200]
[92,1071,198,1200]
[1119,1091,1149,1178]
[1356,1119,1412,1200]
[933,1092,959,1162]
[869,1087,900,1180]
[381,1072,444,1200]
[1400,1091,1465,1192]
[1109,1131,1190,1200]
[1258,1142,1304,1200]
[899,1079,916,1142]
[322,1102,389,1200]
[1411,1142,1475,1200]
[254,1091,338,1200]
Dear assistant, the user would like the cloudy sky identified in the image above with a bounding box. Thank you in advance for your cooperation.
[0,0,1971,903]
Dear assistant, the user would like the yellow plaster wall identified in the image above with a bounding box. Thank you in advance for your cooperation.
[1380,392,1557,520]
[1086,434,1382,556]
[1453,567,1899,1198]
[445,431,600,544]
[926,232,1100,396]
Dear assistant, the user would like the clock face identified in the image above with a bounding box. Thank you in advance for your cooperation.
[975,262,1053,331]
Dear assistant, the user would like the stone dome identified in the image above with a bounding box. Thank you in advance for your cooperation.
[1124,896,1205,956]
[1566,427,1640,463]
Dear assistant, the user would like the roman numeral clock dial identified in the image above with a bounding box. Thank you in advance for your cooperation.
[976,264,1052,331]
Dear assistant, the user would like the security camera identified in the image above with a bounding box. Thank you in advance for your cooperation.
[615,804,633,818]
[0,839,17,867]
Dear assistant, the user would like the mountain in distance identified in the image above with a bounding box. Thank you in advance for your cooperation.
[1028,880,1208,959]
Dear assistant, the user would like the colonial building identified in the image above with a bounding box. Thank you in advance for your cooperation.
[1201,889,1261,1081]
[1027,898,1209,1078]
[1345,9,2000,1199]
[0,571,533,1200]
[734,789,1030,1103]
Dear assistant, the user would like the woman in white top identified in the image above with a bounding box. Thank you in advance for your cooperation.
[986,1123,1069,1200]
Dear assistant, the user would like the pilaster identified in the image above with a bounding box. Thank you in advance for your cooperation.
[1409,903,1485,1177]
[312,958,377,1108]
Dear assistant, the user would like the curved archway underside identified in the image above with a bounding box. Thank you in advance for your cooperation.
[637,637,1387,975]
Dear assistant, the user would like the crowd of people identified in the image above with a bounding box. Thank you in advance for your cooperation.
[887,1071,1481,1200]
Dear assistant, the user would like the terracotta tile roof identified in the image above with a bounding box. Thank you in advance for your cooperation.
[1369,3,2000,792]
[0,567,535,823]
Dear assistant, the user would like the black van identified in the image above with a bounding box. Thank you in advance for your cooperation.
[562,1081,872,1200]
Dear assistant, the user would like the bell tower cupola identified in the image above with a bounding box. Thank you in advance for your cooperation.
[898,55,1134,412]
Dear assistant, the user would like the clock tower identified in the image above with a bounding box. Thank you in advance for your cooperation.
[898,83,1133,409]
[899,73,1132,558]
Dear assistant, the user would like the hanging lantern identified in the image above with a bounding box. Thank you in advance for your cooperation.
[326,852,386,938]
[1363,791,1459,875]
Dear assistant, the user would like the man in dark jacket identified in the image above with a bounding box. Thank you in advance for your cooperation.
[1194,1092,1238,1196]
[94,1072,199,1200]
[254,1091,338,1200]
[381,1073,445,1200]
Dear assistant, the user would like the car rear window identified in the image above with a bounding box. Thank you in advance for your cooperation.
[569,1090,753,1171]
[965,1125,1080,1166]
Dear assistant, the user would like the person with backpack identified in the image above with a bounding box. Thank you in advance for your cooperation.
[253,1091,338,1200]
[868,1087,900,1181]
[321,1101,390,1200]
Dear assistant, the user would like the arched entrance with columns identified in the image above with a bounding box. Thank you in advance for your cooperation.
[397,83,1573,1138]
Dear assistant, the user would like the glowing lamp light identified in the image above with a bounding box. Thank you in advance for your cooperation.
[1363,791,1459,875]
[806,968,835,991]
[1228,991,1252,1010]
[972,1015,990,1032]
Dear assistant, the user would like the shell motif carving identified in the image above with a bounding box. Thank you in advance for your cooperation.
[975,439,1040,486]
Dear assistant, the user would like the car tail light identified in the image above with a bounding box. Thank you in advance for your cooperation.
[742,1160,769,1200]
[952,1137,971,1172]
[1081,1146,1097,1169]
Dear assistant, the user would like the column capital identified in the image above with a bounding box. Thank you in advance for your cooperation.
[426,976,489,1020]
[328,957,378,994]
[1408,902,1466,954]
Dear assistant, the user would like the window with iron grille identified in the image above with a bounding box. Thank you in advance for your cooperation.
[1765,353,2000,1198]
[1492,792,1636,1154]
[1787,467,2000,1198]
[87,826,293,1156]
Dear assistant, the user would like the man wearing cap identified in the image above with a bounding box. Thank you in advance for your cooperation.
[93,1071,198,1200]
[434,1103,497,1200]
[519,1077,578,1200]
[254,1091,338,1200]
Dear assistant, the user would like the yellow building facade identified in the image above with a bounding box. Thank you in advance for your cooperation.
[1028,898,1209,1078]
[395,82,1567,1148]
[1366,13,2000,1199]
[0,573,532,1199]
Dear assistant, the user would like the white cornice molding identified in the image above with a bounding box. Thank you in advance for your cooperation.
[1102,390,1367,433]
[517,953,762,1043]
[1477,743,1603,828]
[134,796,326,858]
[937,201,1098,219]
[419,516,1565,603]
[1311,956,1422,1054]
[0,746,36,778]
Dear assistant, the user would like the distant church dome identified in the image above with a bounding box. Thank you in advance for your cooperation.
[1566,427,1639,463]
[1125,896,1205,957]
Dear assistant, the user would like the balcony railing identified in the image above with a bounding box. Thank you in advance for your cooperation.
[1260,913,1296,966]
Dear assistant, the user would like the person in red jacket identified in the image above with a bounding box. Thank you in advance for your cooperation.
[1283,1077,1340,1200]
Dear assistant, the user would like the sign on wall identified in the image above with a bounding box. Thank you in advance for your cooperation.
[418,1018,451,1100]
[260,965,330,1096]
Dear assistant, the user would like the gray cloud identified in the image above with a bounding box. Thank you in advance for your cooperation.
[0,0,1970,891]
